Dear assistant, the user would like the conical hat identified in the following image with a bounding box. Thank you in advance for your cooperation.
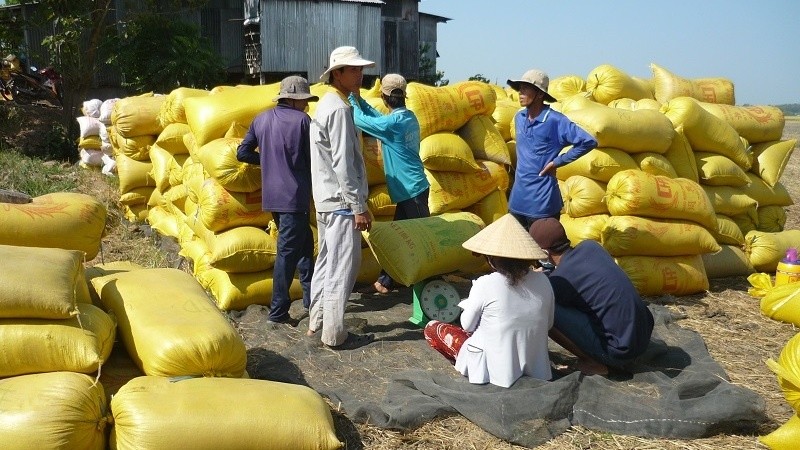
[462,214,547,260]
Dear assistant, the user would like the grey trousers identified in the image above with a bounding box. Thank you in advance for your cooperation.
[308,211,362,346]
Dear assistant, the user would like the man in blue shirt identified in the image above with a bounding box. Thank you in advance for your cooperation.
[236,75,318,326]
[529,218,654,376]
[350,73,430,294]
[507,69,597,230]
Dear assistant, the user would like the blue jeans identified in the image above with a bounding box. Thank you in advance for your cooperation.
[270,211,314,322]
[552,303,631,369]
[376,189,430,288]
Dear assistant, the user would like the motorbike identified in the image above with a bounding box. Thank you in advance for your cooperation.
[1,58,63,107]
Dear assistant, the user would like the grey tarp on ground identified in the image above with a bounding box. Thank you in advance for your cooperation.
[233,289,766,449]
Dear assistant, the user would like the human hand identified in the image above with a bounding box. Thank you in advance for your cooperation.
[539,161,556,176]
[354,211,372,231]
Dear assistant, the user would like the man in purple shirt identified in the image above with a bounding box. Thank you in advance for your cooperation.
[507,69,597,231]
[236,75,318,326]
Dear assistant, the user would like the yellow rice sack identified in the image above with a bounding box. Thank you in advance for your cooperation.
[0,372,109,450]
[758,205,787,233]
[694,152,750,187]
[555,147,639,183]
[712,214,745,246]
[85,261,144,307]
[191,221,277,273]
[601,216,720,257]
[759,414,800,450]
[492,98,520,141]
[759,282,800,328]
[195,264,303,311]
[149,144,188,192]
[465,188,508,226]
[608,98,662,111]
[363,212,486,286]
[362,135,386,186]
[562,95,674,154]
[633,152,677,178]
[406,80,496,139]
[606,170,717,230]
[112,94,166,138]
[560,214,609,245]
[147,206,181,239]
[426,160,509,215]
[184,83,280,148]
[650,63,735,105]
[194,177,271,232]
[0,192,106,260]
[155,122,191,154]
[743,173,794,207]
[750,139,797,187]
[420,132,482,173]
[661,97,751,169]
[662,126,699,183]
[507,140,516,166]
[91,268,247,377]
[357,246,382,284]
[701,185,758,221]
[616,254,709,296]
[79,135,102,150]
[732,213,758,237]
[702,245,754,279]
[116,153,156,193]
[119,186,153,206]
[0,303,115,377]
[456,114,512,165]
[586,64,654,104]
[116,134,155,161]
[562,175,608,218]
[196,137,262,193]
[766,332,800,411]
[548,75,587,102]
[745,230,800,272]
[697,102,784,144]
[367,184,395,217]
[0,245,89,319]
[158,87,210,126]
[110,376,342,450]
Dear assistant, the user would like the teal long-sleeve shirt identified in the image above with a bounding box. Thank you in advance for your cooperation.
[349,95,430,203]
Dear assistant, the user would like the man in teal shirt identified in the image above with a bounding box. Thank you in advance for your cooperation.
[350,73,430,294]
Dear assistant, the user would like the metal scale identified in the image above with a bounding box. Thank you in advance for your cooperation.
[408,278,462,327]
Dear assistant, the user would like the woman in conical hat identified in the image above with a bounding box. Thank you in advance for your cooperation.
[423,214,556,387]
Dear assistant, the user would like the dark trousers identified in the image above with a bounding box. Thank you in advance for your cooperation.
[376,189,431,288]
[270,211,314,322]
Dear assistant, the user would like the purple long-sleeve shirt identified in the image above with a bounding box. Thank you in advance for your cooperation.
[236,103,312,213]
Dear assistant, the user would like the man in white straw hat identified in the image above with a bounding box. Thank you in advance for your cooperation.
[306,46,376,349]
[349,73,430,294]
[237,75,318,327]
[423,214,555,388]
[529,218,654,376]
[506,69,597,231]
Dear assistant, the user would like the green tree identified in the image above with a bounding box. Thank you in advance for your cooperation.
[468,74,491,84]
[418,43,448,87]
[110,13,225,93]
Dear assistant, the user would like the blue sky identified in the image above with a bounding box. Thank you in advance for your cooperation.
[420,0,798,105]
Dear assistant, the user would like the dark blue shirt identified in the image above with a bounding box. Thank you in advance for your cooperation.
[236,103,312,213]
[509,106,597,219]
[548,240,653,359]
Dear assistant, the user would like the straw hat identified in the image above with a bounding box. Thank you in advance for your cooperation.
[273,75,318,102]
[507,69,557,103]
[320,46,375,82]
[462,214,548,260]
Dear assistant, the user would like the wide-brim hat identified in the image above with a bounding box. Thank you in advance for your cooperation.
[320,46,375,82]
[273,75,319,102]
[507,69,557,103]
[462,213,548,260]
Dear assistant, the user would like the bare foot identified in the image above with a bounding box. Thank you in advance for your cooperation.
[373,281,389,294]
[306,329,317,337]
[576,359,609,376]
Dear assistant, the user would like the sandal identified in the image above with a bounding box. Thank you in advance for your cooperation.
[327,332,375,350]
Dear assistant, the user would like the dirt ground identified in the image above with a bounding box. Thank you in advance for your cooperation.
[225,120,800,449]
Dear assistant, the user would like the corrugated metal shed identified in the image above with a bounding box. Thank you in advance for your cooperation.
[259,0,382,80]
